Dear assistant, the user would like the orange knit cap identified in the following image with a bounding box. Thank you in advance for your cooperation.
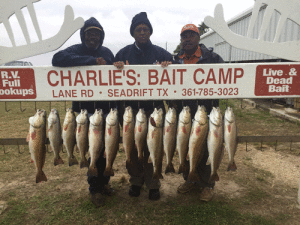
[181,24,199,35]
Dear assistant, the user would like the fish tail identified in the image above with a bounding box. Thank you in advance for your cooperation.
[68,156,79,166]
[209,173,219,183]
[178,163,188,174]
[80,157,89,168]
[152,171,163,180]
[36,170,47,183]
[227,161,237,171]
[188,170,200,182]
[54,156,64,166]
[87,165,98,177]
[138,156,144,165]
[103,167,114,176]
[126,160,133,170]
[137,156,145,171]
[165,163,175,174]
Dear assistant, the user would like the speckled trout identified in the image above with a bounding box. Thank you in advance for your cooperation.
[163,107,177,174]
[87,109,104,176]
[176,106,192,174]
[123,106,136,169]
[207,107,224,182]
[188,105,209,182]
[224,107,238,171]
[48,108,64,166]
[104,108,120,176]
[28,109,47,183]
[62,108,78,166]
[147,108,164,180]
[76,109,89,168]
[134,108,148,166]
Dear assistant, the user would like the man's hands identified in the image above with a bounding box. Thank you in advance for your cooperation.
[96,57,107,65]
[113,60,172,70]
[113,60,129,70]
[159,61,172,68]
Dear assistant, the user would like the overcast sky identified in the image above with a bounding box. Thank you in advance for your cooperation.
[0,0,255,65]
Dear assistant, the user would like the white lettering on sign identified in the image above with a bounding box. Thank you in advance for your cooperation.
[269,85,290,92]
[3,63,300,101]
[263,68,283,76]
[0,88,34,96]
[1,71,21,87]
[266,77,293,84]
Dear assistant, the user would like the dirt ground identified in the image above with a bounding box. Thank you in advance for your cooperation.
[1,100,300,224]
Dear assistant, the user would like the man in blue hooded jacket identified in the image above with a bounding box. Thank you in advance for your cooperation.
[52,17,115,114]
[52,17,115,207]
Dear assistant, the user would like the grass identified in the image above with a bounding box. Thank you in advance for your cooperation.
[1,195,277,225]
[1,99,300,224]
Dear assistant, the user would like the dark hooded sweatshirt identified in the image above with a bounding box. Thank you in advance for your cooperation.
[52,17,114,114]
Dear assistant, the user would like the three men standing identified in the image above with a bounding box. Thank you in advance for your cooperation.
[52,14,224,206]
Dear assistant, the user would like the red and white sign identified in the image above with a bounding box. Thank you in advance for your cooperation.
[255,64,300,96]
[1,63,300,101]
[0,68,36,99]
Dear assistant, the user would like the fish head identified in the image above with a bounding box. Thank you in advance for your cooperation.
[30,109,46,128]
[194,105,207,124]
[150,108,164,127]
[136,108,147,123]
[123,106,134,123]
[76,109,88,124]
[166,107,177,124]
[224,107,235,123]
[48,108,59,125]
[209,107,222,126]
[50,108,58,116]
[90,109,103,126]
[64,108,75,124]
[106,108,118,126]
[179,106,191,124]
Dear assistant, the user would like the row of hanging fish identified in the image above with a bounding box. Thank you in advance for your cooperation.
[123,105,238,183]
[27,107,120,183]
[162,106,238,183]
[28,105,237,184]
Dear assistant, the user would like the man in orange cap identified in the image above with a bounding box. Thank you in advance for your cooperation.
[173,24,224,202]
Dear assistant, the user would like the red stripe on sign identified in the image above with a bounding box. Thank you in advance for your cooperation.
[228,125,231,133]
[138,125,142,132]
[125,125,128,133]
[93,129,99,134]
[108,127,111,136]
[182,126,187,134]
[78,126,81,133]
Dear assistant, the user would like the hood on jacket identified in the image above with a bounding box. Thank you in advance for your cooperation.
[80,17,105,49]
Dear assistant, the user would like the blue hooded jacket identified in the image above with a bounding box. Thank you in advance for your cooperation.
[52,17,114,67]
[52,17,115,114]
